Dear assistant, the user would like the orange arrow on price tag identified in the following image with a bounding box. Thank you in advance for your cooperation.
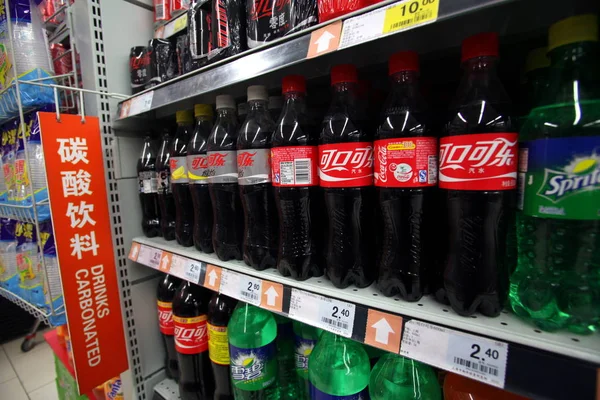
[204,264,222,290]
[261,281,283,312]
[129,242,140,261]
[159,251,172,272]
[307,20,342,59]
[365,309,403,353]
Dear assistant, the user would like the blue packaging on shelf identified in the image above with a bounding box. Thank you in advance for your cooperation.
[0,218,18,292]
[1,120,18,205]
[15,221,40,302]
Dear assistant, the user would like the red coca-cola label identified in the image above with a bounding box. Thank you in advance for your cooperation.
[439,132,518,190]
[318,142,373,187]
[173,314,209,354]
[271,146,319,187]
[374,137,438,187]
[157,301,174,335]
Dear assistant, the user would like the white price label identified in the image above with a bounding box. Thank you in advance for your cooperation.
[183,260,203,283]
[220,270,262,306]
[169,255,187,279]
[289,289,355,337]
[137,245,161,269]
[339,7,386,49]
[401,320,508,388]
[120,91,154,118]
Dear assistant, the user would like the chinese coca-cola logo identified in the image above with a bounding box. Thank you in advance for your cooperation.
[377,145,387,183]
[249,0,290,21]
[158,309,173,327]
[175,324,207,342]
[130,52,150,70]
[174,321,208,353]
[238,152,256,167]
[318,143,373,187]
[439,133,518,190]
[208,153,227,167]
[192,156,209,169]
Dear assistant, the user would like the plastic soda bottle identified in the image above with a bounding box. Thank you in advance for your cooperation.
[292,321,321,400]
[444,373,528,400]
[369,353,441,400]
[510,14,600,334]
[157,273,183,381]
[137,135,161,237]
[208,293,237,400]
[156,129,176,240]
[308,331,370,399]
[273,314,298,400]
[228,303,279,399]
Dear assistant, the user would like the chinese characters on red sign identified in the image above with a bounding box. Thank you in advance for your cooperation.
[39,113,128,394]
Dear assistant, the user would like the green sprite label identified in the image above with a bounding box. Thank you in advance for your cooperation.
[520,136,600,220]
[229,341,277,391]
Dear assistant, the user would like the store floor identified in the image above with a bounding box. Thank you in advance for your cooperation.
[0,330,58,400]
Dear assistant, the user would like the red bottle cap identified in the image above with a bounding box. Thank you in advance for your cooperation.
[331,64,358,85]
[282,75,306,94]
[388,51,419,75]
[461,32,499,62]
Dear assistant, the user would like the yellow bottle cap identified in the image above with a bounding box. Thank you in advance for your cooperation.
[194,104,213,118]
[548,14,598,52]
[176,110,194,124]
[524,47,550,73]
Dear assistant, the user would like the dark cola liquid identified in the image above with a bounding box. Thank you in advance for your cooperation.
[375,72,436,301]
[439,57,516,317]
[207,293,237,400]
[157,274,182,381]
[157,132,177,240]
[171,122,195,247]
[137,136,161,237]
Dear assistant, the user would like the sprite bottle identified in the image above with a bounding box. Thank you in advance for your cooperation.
[228,303,279,399]
[369,353,440,400]
[293,321,321,399]
[308,331,370,399]
[273,314,298,400]
[510,14,600,334]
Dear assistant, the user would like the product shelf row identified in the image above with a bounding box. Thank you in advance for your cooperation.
[129,236,600,400]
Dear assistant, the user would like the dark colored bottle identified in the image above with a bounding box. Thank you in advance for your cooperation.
[374,52,438,301]
[170,110,195,247]
[237,85,279,270]
[319,64,375,289]
[157,130,177,240]
[208,95,244,261]
[207,293,237,400]
[272,75,322,280]
[157,273,182,381]
[137,135,161,237]
[188,104,215,253]
[439,32,517,317]
[173,281,215,400]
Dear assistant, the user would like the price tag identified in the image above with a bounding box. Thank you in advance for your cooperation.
[173,14,188,34]
[339,0,439,49]
[183,260,203,284]
[120,91,154,118]
[137,245,162,269]
[220,270,262,306]
[401,320,508,388]
[289,289,355,337]
[169,255,187,279]
[383,0,439,34]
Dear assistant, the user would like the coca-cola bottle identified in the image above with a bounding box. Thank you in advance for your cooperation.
[439,32,517,317]
[137,135,161,237]
[237,85,279,270]
[157,273,182,381]
[207,293,237,400]
[272,75,322,280]
[157,129,177,240]
[173,281,215,400]
[187,104,214,253]
[319,64,375,288]
[170,110,195,247]
[374,52,438,301]
[208,95,243,261]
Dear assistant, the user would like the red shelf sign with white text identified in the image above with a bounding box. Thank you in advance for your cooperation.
[39,113,128,394]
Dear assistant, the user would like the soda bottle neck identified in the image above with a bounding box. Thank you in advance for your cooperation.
[195,115,212,122]
[216,108,237,120]
[330,81,360,115]
[248,99,269,113]
[390,71,421,98]
[462,56,499,83]
[282,91,306,111]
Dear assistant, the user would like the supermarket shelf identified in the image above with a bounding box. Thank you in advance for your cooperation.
[153,378,180,400]
[155,12,188,39]
[130,236,599,400]
[114,0,515,126]
[0,286,54,326]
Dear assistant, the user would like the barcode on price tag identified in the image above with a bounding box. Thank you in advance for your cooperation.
[400,320,508,388]
[137,245,161,269]
[184,261,203,284]
[220,270,262,306]
[289,289,355,337]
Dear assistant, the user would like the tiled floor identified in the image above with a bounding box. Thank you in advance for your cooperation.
[0,331,58,400]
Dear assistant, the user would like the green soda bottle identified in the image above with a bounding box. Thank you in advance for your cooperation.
[364,344,386,369]
[228,303,279,399]
[520,47,550,119]
[510,14,600,334]
[273,314,298,400]
[292,321,321,399]
[308,332,370,399]
[369,353,441,400]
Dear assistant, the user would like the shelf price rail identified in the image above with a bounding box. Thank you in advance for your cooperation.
[129,236,600,400]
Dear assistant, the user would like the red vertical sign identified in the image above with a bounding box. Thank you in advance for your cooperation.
[39,113,128,394]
